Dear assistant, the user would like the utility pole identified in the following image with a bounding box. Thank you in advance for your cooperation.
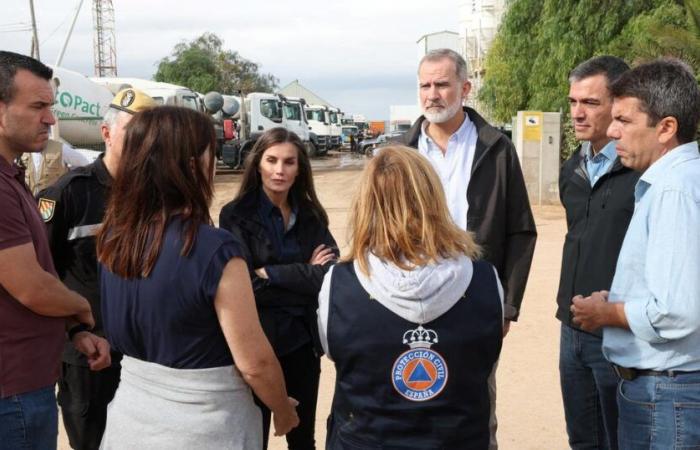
[92,0,117,76]
[28,0,40,60]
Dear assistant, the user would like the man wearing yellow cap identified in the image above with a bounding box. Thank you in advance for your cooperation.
[37,88,156,450]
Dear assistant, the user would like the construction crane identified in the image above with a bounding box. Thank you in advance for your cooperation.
[92,0,117,77]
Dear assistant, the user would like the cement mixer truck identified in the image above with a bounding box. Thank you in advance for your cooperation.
[50,66,113,150]
[219,92,318,169]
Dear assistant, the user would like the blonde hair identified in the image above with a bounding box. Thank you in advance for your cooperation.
[345,146,481,275]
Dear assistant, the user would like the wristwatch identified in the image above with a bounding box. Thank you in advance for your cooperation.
[68,323,91,340]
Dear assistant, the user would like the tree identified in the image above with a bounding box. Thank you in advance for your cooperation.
[154,33,278,94]
[605,0,699,78]
[479,0,700,157]
[480,0,664,124]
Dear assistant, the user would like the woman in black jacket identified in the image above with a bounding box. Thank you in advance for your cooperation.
[219,127,337,450]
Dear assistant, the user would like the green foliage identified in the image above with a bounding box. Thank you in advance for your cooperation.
[480,0,663,123]
[480,0,700,154]
[154,33,279,94]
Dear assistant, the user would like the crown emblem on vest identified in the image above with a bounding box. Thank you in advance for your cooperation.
[402,325,438,349]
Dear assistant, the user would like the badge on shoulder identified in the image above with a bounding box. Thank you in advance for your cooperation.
[38,198,56,222]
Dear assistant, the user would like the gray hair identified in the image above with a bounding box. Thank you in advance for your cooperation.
[102,107,127,130]
[569,55,630,89]
[419,49,469,82]
[611,58,700,144]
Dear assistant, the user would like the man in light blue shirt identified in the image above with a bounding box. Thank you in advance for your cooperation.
[571,58,700,449]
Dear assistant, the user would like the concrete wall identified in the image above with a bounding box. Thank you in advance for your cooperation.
[515,111,561,206]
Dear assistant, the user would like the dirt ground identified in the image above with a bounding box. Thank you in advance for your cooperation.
[59,158,570,449]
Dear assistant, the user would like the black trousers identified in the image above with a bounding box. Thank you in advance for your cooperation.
[57,362,121,450]
[256,343,321,450]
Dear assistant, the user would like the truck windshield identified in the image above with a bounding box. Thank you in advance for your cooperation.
[329,111,338,123]
[307,110,325,122]
[260,99,283,122]
[284,103,301,121]
[182,96,199,111]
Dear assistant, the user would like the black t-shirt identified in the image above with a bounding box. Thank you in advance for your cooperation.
[100,219,244,369]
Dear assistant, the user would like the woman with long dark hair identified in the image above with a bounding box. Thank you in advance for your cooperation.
[96,107,298,449]
[318,146,503,449]
[219,127,337,450]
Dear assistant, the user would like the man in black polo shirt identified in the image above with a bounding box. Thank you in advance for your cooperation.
[38,88,155,450]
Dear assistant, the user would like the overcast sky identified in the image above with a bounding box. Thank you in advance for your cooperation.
[4,0,462,119]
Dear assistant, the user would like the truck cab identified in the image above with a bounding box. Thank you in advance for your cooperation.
[283,96,316,156]
[305,104,331,155]
[328,106,342,150]
[91,77,204,111]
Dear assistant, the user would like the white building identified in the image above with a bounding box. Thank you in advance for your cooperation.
[416,31,460,62]
[279,80,336,108]
[458,0,507,106]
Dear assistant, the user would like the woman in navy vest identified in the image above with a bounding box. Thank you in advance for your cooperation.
[219,127,338,450]
[318,146,504,449]
[97,107,298,449]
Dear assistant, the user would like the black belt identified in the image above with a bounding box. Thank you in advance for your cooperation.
[612,364,696,381]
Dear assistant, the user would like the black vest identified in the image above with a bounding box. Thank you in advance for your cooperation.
[327,260,503,449]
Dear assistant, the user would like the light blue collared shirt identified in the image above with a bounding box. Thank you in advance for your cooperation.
[603,141,700,371]
[417,115,477,230]
[584,140,617,187]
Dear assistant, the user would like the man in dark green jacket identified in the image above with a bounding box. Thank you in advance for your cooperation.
[402,48,537,450]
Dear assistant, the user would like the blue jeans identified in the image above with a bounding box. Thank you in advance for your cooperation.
[560,324,619,450]
[0,385,58,450]
[618,371,700,449]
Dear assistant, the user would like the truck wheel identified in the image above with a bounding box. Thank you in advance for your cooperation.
[305,141,318,157]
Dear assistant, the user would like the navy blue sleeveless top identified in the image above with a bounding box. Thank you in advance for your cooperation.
[101,219,244,369]
[326,260,502,449]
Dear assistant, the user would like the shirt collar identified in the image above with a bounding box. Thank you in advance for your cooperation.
[94,153,113,187]
[0,154,25,183]
[258,189,298,218]
[419,113,472,149]
[640,141,699,186]
[584,140,617,162]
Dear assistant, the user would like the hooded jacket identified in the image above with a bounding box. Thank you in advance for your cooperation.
[318,255,503,357]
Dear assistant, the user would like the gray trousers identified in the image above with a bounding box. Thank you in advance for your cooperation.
[488,360,499,450]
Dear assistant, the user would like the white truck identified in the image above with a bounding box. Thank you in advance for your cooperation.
[92,77,242,161]
[91,77,205,111]
[50,66,114,150]
[221,92,318,168]
[305,104,331,155]
[283,96,317,156]
[327,106,343,150]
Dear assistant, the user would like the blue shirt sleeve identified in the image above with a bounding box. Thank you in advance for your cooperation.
[624,187,700,343]
[201,239,245,302]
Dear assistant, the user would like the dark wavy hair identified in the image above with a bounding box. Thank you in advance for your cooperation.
[235,127,328,226]
[97,106,217,278]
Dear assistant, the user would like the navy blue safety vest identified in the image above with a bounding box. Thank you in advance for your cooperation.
[327,260,503,450]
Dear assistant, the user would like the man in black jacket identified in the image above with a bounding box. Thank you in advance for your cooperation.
[402,48,537,450]
[557,56,635,450]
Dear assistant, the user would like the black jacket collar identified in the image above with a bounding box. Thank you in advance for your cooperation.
[402,107,505,175]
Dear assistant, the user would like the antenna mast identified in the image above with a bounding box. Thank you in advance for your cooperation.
[92,0,117,76]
